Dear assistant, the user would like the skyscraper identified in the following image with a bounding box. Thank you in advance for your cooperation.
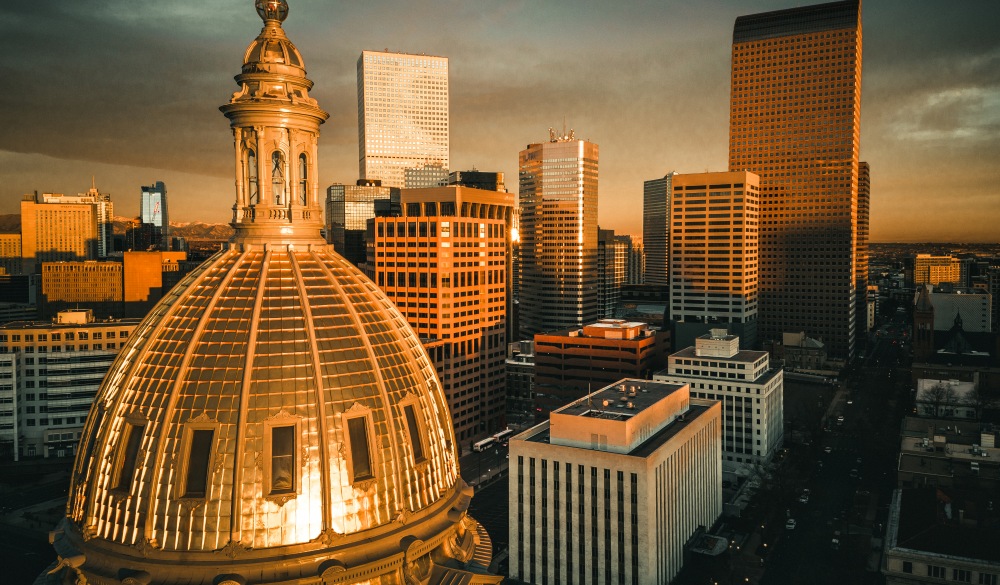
[643,171,675,286]
[857,160,870,339]
[357,50,449,188]
[140,181,169,248]
[518,129,599,337]
[367,186,514,444]
[325,179,399,267]
[669,171,759,349]
[729,0,863,357]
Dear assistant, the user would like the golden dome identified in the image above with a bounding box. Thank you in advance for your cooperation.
[44,2,499,584]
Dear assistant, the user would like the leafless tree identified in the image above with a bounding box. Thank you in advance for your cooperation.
[919,382,957,417]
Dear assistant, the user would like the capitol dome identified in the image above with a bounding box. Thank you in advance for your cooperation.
[43,2,499,584]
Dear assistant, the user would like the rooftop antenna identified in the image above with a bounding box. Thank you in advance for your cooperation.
[587,383,593,408]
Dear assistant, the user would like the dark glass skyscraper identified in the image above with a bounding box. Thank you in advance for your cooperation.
[642,172,675,287]
[729,0,863,357]
[325,179,399,267]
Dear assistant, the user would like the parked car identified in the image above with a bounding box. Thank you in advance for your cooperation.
[785,519,797,530]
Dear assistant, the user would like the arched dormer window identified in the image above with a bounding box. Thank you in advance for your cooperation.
[298,153,308,206]
[272,151,286,205]
[247,149,259,205]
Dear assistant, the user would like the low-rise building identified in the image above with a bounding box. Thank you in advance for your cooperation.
[883,487,1000,585]
[0,309,140,459]
[654,329,783,471]
[533,319,668,416]
[509,379,721,585]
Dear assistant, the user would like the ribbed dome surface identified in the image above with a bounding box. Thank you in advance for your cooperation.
[66,243,459,552]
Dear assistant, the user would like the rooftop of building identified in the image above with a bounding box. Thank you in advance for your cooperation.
[669,346,769,363]
[520,402,713,459]
[539,319,657,341]
[889,487,1000,562]
[733,0,859,44]
[556,379,678,419]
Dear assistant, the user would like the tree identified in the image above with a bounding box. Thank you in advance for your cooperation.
[961,385,999,420]
[918,382,957,417]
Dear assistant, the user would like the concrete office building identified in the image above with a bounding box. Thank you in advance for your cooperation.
[857,161,870,334]
[926,289,993,333]
[0,233,22,275]
[358,50,449,188]
[325,179,400,266]
[0,309,140,459]
[533,319,668,416]
[910,254,964,287]
[625,235,644,286]
[39,261,124,319]
[643,172,675,287]
[140,181,169,248]
[509,379,722,585]
[368,186,514,444]
[0,353,15,458]
[654,329,783,471]
[518,130,599,337]
[729,0,864,358]
[669,171,759,350]
[20,192,104,273]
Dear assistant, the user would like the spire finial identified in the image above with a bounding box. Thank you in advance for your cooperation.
[256,0,288,24]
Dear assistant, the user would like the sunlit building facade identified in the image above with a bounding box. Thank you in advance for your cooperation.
[0,310,139,459]
[654,329,783,471]
[518,131,599,337]
[510,379,722,585]
[41,3,498,583]
[367,186,513,445]
[358,50,449,188]
[729,0,863,357]
[20,192,103,274]
[669,171,759,349]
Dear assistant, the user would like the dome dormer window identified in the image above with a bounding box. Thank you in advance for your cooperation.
[268,424,297,494]
[112,420,145,493]
[180,427,216,499]
[346,414,375,482]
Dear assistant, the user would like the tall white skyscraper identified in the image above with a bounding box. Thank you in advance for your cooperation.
[357,50,449,188]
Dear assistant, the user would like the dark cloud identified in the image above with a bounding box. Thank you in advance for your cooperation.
[0,0,997,241]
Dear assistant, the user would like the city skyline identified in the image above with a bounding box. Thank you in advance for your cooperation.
[1,0,998,242]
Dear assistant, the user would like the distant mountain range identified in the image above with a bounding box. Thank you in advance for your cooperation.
[0,214,234,241]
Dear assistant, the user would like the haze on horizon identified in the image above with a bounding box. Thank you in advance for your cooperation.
[1,0,997,243]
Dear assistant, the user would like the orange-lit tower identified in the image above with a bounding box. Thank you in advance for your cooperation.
[729,0,863,358]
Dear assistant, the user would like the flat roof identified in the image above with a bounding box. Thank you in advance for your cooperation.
[554,379,683,418]
[670,346,770,363]
[522,403,713,459]
[0,318,141,330]
[892,487,1000,562]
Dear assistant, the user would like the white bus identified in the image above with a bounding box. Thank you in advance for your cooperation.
[472,437,497,452]
[492,428,514,443]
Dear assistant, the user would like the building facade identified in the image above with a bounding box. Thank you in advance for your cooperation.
[404,162,450,189]
[518,130,599,337]
[642,172,675,287]
[654,329,783,470]
[669,171,760,350]
[0,233,22,275]
[598,228,627,320]
[509,379,722,585]
[506,340,536,428]
[325,180,399,266]
[0,310,140,459]
[533,319,668,416]
[19,192,101,273]
[39,261,124,319]
[140,181,169,248]
[367,186,514,445]
[911,254,964,287]
[729,0,863,358]
[357,50,449,188]
[447,170,506,192]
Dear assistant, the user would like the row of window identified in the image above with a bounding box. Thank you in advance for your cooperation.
[106,404,429,498]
